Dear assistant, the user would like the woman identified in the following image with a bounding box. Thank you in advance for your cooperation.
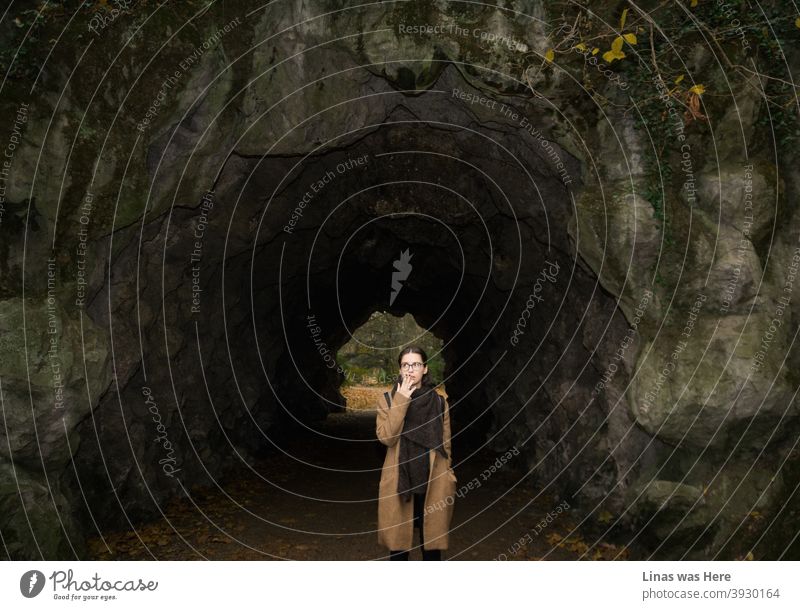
[376,346,457,560]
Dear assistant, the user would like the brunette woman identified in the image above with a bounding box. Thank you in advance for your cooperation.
[376,346,457,560]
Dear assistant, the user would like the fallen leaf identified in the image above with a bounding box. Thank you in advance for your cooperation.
[546,532,563,545]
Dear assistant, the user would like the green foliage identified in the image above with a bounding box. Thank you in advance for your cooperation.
[754,80,800,153]
[0,8,46,79]
[633,105,675,247]
[337,311,446,387]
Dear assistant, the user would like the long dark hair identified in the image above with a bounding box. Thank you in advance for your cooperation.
[397,345,434,388]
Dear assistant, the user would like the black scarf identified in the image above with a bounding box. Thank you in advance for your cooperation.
[393,380,449,503]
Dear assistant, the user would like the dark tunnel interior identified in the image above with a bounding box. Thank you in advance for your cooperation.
[64,102,640,553]
[3,0,800,566]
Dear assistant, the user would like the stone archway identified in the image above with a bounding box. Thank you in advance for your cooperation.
[1,0,798,561]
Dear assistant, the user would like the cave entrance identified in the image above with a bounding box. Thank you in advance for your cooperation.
[72,64,641,560]
[8,2,794,562]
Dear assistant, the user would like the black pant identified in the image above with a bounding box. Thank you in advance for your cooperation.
[389,492,442,560]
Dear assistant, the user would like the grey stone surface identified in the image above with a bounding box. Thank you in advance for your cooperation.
[0,0,798,560]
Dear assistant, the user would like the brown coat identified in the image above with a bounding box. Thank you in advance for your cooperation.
[376,389,457,551]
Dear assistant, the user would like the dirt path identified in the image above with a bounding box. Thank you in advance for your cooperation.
[87,410,631,560]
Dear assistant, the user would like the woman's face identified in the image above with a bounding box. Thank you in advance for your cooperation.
[399,353,428,388]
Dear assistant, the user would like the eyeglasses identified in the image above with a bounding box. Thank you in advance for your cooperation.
[400,362,424,370]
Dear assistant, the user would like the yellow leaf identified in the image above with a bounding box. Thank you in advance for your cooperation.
[620,8,629,30]
[602,36,626,63]
[545,48,554,62]
[573,43,587,51]
[691,0,698,6]
[796,17,800,29]
[674,74,685,84]
[623,32,637,44]
[688,84,705,95]
[745,551,754,560]
[603,45,625,63]
[592,48,599,55]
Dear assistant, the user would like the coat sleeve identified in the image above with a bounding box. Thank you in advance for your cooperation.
[376,391,411,447]
[443,395,452,463]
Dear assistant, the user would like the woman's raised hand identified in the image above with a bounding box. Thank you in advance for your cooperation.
[396,373,415,398]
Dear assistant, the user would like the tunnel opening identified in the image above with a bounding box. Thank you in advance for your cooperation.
[62,64,663,560]
[337,311,446,410]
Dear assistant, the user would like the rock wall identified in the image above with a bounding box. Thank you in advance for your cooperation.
[0,0,798,559]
